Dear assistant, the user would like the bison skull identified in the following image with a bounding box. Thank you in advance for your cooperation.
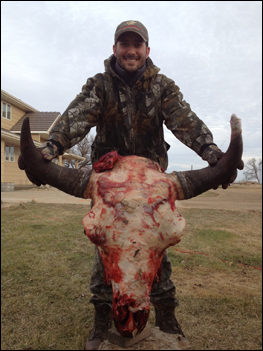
[82,152,186,336]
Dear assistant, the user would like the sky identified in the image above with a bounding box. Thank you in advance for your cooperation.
[1,1,262,180]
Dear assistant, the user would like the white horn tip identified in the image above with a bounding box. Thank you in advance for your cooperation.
[230,114,242,138]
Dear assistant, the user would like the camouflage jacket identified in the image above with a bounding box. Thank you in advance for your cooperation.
[49,55,214,170]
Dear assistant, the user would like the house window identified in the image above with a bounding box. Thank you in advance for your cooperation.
[5,146,15,162]
[2,102,11,120]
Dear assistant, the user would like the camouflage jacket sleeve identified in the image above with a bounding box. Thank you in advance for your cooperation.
[48,74,104,153]
[162,77,214,156]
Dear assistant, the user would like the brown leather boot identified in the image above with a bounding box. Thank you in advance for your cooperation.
[84,304,112,350]
[154,299,185,337]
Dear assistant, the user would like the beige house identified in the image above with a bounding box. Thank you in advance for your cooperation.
[1,89,85,189]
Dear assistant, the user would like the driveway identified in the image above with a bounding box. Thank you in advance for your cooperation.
[1,183,261,212]
[176,183,262,212]
[1,187,91,208]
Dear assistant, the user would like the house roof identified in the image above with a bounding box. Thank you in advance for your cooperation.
[1,128,85,161]
[10,112,61,134]
[2,89,85,162]
[1,128,42,147]
[1,89,38,113]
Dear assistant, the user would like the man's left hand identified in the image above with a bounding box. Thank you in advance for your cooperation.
[201,144,244,189]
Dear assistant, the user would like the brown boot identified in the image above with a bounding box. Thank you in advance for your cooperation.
[84,304,112,350]
[154,299,185,337]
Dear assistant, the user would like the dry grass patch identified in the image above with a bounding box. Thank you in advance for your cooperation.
[1,203,262,350]
[167,207,262,350]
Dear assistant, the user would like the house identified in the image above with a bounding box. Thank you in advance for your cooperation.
[1,89,85,189]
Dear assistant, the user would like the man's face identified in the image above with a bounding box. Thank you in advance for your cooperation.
[113,32,150,74]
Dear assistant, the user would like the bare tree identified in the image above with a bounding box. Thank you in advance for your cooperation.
[65,134,95,169]
[242,158,262,183]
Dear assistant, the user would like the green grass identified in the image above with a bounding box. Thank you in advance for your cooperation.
[1,202,262,350]
[169,208,262,270]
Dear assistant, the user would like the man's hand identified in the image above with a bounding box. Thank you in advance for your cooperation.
[38,140,59,160]
[201,144,244,189]
[18,140,59,186]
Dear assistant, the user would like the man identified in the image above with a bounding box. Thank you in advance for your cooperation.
[19,20,243,350]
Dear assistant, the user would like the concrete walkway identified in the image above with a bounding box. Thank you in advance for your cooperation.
[2,184,261,212]
[1,187,91,207]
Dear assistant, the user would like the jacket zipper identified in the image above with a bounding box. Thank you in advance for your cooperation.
[128,87,135,154]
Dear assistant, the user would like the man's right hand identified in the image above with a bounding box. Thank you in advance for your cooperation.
[18,140,59,186]
[38,140,59,161]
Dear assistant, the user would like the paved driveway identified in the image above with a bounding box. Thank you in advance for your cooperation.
[1,184,261,212]
[1,187,91,207]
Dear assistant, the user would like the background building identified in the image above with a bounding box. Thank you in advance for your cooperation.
[1,89,85,189]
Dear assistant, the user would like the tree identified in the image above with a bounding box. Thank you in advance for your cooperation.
[242,158,262,183]
[65,134,95,169]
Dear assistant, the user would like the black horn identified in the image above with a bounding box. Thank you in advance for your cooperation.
[173,114,243,200]
[20,117,92,198]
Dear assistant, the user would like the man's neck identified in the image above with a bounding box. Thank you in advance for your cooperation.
[114,60,146,87]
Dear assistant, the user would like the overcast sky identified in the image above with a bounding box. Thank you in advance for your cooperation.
[1,1,262,180]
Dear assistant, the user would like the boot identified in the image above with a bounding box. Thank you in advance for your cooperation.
[154,299,185,337]
[84,304,112,350]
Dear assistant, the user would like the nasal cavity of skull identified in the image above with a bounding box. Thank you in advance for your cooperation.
[120,305,130,326]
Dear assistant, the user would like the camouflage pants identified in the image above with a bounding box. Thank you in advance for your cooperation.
[89,246,179,307]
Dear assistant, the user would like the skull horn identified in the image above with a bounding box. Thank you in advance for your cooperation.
[20,117,92,198]
[173,114,243,200]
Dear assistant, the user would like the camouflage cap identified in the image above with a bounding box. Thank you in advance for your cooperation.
[114,20,149,43]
